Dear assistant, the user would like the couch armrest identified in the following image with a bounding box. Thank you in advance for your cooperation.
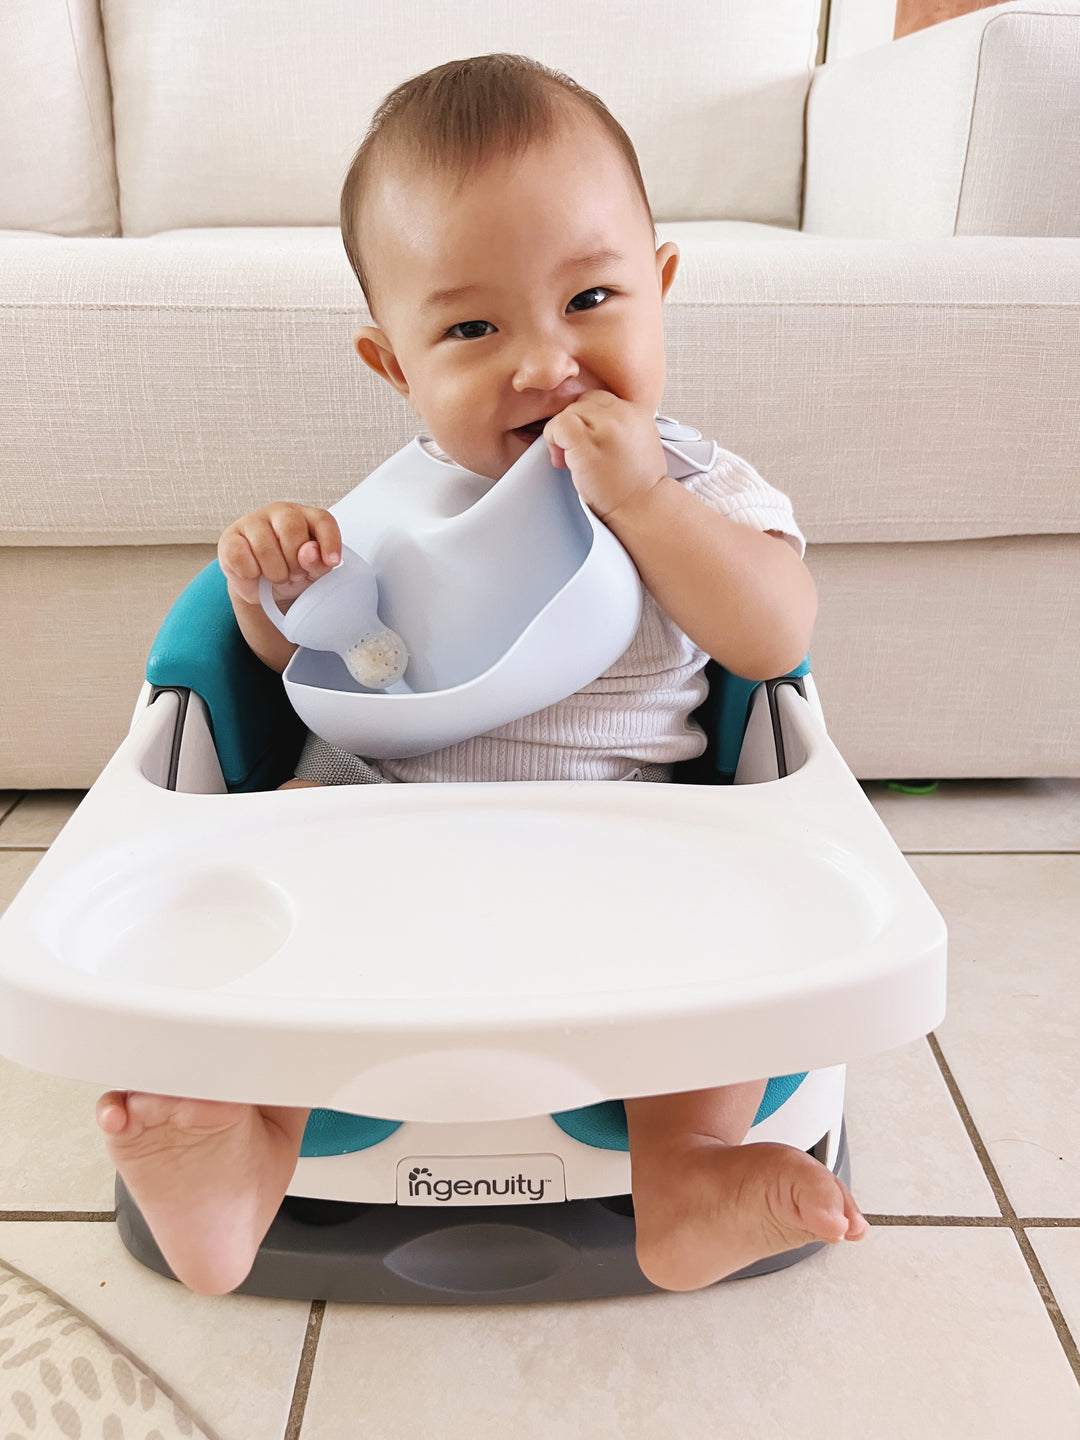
[803,1,1080,239]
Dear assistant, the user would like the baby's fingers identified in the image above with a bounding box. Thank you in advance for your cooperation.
[243,516,296,587]
[299,508,342,572]
[296,539,334,578]
[218,531,265,605]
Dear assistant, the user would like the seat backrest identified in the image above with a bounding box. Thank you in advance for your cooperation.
[101,0,823,236]
[147,560,808,792]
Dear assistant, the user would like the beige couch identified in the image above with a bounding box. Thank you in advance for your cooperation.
[2,0,1078,787]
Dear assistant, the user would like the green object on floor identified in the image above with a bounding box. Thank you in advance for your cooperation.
[885,780,940,794]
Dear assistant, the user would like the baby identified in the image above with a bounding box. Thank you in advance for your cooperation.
[97,54,867,1295]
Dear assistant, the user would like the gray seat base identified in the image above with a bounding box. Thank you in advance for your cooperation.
[115,1122,849,1304]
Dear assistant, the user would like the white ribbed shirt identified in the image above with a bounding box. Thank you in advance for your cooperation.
[379,425,806,784]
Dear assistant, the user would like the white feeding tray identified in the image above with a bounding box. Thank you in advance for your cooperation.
[0,685,946,1123]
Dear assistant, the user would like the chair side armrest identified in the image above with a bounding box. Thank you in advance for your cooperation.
[147,560,306,791]
[675,655,812,786]
[803,2,1080,239]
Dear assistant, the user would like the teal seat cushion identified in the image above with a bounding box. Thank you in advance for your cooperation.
[551,1073,808,1150]
[300,1074,808,1158]
[301,1109,404,1158]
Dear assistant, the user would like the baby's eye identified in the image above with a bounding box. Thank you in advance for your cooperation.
[567,287,612,312]
[445,320,495,341]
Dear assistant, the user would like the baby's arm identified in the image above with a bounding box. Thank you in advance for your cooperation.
[604,479,815,681]
[543,395,814,680]
[218,503,342,674]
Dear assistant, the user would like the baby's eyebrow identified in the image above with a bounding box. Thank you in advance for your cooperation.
[420,247,624,314]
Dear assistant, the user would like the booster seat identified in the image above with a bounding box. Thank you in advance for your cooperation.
[0,542,947,1308]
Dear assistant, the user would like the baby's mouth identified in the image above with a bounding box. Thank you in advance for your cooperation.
[511,416,552,441]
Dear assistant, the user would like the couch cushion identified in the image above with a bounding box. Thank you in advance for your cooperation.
[0,225,1076,547]
[101,0,821,235]
[957,6,1080,238]
[804,1,1080,240]
[0,0,119,236]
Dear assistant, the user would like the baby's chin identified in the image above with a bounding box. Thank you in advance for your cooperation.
[467,433,538,480]
[426,427,542,480]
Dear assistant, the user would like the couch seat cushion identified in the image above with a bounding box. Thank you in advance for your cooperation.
[1,225,1076,546]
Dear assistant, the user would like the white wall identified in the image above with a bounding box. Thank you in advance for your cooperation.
[826,0,897,58]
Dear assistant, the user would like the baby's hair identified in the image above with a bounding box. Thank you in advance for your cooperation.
[340,53,655,318]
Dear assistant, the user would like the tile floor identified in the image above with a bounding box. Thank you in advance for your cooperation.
[1,780,1078,1438]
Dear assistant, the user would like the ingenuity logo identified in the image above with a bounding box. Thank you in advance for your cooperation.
[408,1165,548,1202]
[396,1154,566,1207]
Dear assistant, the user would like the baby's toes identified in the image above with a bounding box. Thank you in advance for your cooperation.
[128,1093,252,1138]
[95,1090,129,1136]
[97,1091,183,1159]
[98,1092,243,1158]
[790,1166,861,1243]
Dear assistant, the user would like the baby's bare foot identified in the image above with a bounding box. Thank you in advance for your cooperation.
[632,1139,869,1292]
[97,1091,308,1295]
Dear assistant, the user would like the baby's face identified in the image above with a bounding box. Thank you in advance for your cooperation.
[352,117,679,481]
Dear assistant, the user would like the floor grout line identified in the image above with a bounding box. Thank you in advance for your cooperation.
[10,845,1068,858]
[283,1299,325,1440]
[0,1211,116,1221]
[902,850,1079,856]
[864,1215,1080,1227]
[4,1209,1077,1227]
[927,1031,1080,1383]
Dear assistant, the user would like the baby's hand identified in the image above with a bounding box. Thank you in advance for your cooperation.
[543,392,668,521]
[218,503,342,608]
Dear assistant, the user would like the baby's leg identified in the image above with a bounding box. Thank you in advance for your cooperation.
[625,1082,868,1291]
[94,781,325,1292]
[97,1093,310,1294]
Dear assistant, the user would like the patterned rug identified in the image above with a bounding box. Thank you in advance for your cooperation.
[0,1259,216,1439]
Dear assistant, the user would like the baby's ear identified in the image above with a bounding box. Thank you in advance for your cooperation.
[353,327,409,396]
[656,241,680,299]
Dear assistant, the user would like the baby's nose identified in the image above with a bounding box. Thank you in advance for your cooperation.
[512,338,579,392]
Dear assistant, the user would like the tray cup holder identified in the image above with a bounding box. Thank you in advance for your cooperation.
[56,866,292,990]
